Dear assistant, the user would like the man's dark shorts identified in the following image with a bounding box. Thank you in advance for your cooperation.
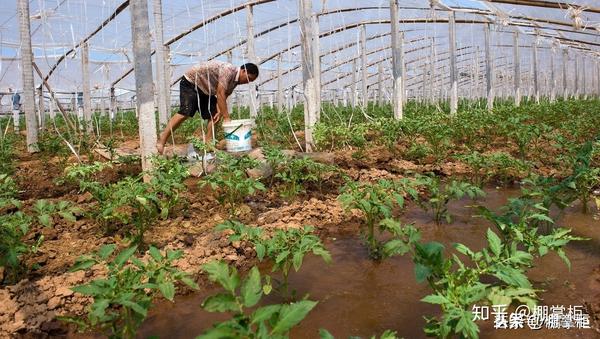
[179,76,217,120]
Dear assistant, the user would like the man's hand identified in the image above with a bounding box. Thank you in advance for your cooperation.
[211,111,221,123]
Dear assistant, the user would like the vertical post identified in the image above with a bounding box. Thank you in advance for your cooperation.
[299,0,319,152]
[550,49,556,102]
[532,39,539,103]
[109,87,116,120]
[485,23,494,111]
[130,0,157,175]
[82,42,93,132]
[164,45,172,113]
[390,0,403,119]
[49,96,55,119]
[312,12,321,120]
[377,62,384,105]
[475,47,481,99]
[277,55,284,111]
[246,5,258,117]
[449,12,458,115]
[360,24,368,108]
[18,0,38,152]
[574,54,579,99]
[582,55,587,99]
[513,30,521,106]
[429,39,435,103]
[351,59,357,107]
[562,49,568,99]
[152,0,169,128]
[37,87,45,129]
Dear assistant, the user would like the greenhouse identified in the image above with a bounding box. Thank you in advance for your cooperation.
[0,0,599,338]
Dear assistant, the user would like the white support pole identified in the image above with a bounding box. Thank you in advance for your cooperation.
[277,55,284,111]
[449,12,458,115]
[164,44,172,112]
[562,49,568,99]
[532,39,539,103]
[360,24,368,108]
[312,12,321,120]
[429,39,436,103]
[299,0,319,152]
[82,42,93,132]
[130,0,158,175]
[152,0,169,128]
[18,0,38,152]
[475,47,481,99]
[550,48,556,102]
[377,62,384,105]
[582,55,587,99]
[513,31,521,106]
[246,5,258,117]
[351,59,357,107]
[485,24,494,111]
[574,54,579,98]
[390,0,403,119]
[37,87,45,129]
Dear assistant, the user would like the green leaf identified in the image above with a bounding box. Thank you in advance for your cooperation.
[202,261,239,293]
[487,229,502,256]
[241,267,262,308]
[69,259,95,272]
[421,294,449,305]
[271,300,318,335]
[556,249,571,270]
[319,329,335,339]
[97,244,117,260]
[181,276,200,290]
[202,293,239,313]
[292,251,304,272]
[59,211,77,222]
[251,305,281,325]
[119,300,148,317]
[196,327,238,339]
[159,282,176,301]
[414,263,432,283]
[71,283,103,296]
[38,214,52,227]
[113,246,138,269]
[149,246,163,262]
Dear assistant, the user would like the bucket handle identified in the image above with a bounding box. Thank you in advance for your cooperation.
[224,124,244,139]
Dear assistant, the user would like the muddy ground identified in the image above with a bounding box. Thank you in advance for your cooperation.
[0,145,598,338]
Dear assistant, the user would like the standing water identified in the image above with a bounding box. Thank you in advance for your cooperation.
[139,188,600,338]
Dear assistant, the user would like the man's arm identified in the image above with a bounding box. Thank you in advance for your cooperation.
[216,82,230,122]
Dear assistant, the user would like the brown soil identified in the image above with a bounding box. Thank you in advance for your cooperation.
[0,142,598,338]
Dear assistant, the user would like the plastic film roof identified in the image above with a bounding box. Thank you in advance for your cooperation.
[0,0,599,100]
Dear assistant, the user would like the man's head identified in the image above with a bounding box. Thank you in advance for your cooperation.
[239,63,259,84]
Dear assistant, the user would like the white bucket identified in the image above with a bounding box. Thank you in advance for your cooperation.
[222,119,255,152]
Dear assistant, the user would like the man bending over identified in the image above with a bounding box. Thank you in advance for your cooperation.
[157,60,259,154]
